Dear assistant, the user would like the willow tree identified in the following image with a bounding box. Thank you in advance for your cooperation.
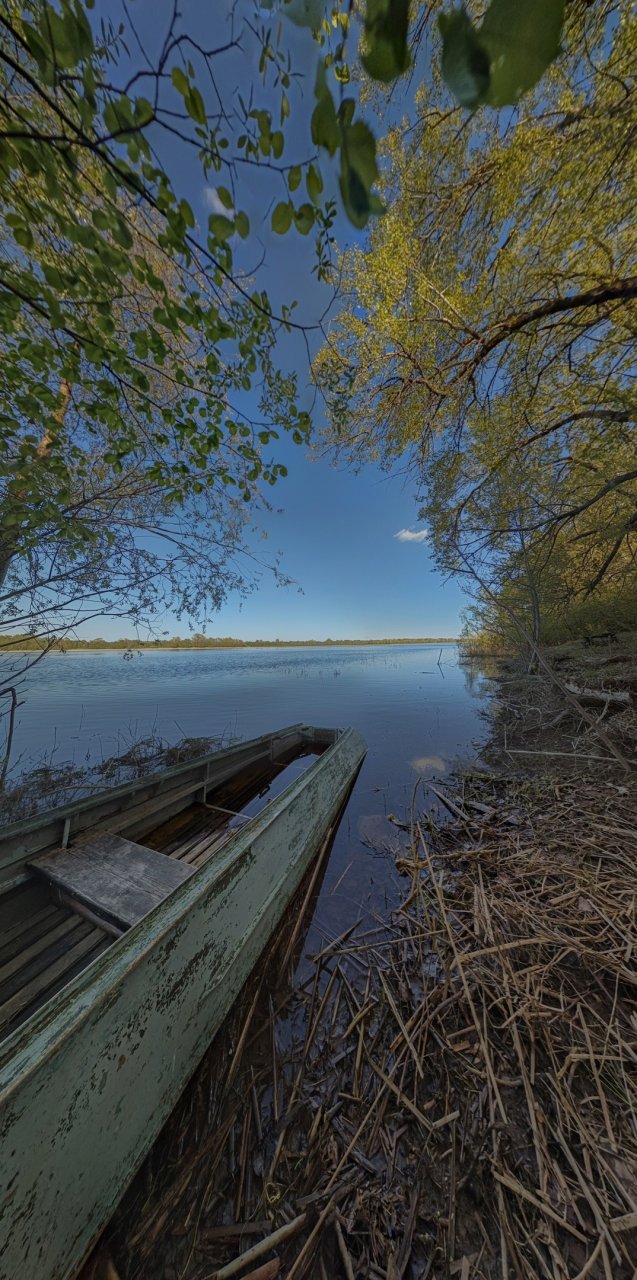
[315,0,637,644]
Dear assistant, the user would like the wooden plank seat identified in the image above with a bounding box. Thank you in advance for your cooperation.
[28,833,194,932]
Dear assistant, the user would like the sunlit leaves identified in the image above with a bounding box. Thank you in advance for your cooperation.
[208,213,235,241]
[306,163,323,203]
[294,203,315,234]
[317,4,637,641]
[272,201,293,233]
[235,211,250,239]
[0,0,317,632]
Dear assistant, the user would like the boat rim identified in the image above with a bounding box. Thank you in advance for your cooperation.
[0,725,365,1091]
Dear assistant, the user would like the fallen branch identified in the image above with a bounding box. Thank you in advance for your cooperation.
[565,682,630,709]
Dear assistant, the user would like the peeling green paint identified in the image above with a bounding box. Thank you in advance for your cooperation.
[0,726,366,1280]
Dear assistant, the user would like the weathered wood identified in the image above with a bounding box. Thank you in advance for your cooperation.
[0,726,365,1280]
[0,879,50,933]
[0,928,104,1031]
[52,890,125,939]
[30,834,194,931]
[0,903,59,962]
[0,915,81,986]
[564,682,630,709]
[0,724,314,885]
[0,918,89,1011]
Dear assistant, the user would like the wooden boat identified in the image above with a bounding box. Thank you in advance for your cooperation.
[0,722,366,1280]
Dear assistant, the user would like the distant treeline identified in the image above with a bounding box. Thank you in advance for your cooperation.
[0,634,458,652]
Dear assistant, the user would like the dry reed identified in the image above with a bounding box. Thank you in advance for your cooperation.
[108,769,637,1280]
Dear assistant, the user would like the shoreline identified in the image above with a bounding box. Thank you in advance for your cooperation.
[98,638,637,1279]
[1,639,460,654]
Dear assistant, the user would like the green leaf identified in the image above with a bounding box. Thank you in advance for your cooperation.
[171,66,189,95]
[481,0,565,106]
[38,7,85,70]
[344,121,379,191]
[179,199,195,228]
[13,225,34,250]
[438,0,565,110]
[340,121,380,229]
[103,94,137,139]
[186,86,206,125]
[340,162,369,229]
[112,214,133,249]
[209,213,235,241]
[338,98,356,129]
[361,0,411,84]
[272,201,293,234]
[235,211,250,239]
[22,21,51,74]
[134,97,154,127]
[271,131,284,159]
[294,203,315,235]
[289,165,302,192]
[438,8,490,109]
[306,163,324,203]
[311,90,340,156]
[280,0,326,30]
[216,186,234,210]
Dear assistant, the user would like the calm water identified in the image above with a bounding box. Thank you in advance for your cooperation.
[7,644,490,930]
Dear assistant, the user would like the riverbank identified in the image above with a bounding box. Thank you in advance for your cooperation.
[0,636,459,653]
[88,642,637,1280]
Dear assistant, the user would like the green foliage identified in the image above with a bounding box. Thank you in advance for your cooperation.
[439,0,565,108]
[339,118,382,229]
[0,0,318,632]
[272,201,294,233]
[316,0,637,646]
[0,632,458,651]
[361,0,411,83]
[438,9,490,108]
[0,0,594,647]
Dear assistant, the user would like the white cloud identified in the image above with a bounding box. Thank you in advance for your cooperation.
[203,186,234,216]
[411,755,447,773]
[394,527,429,544]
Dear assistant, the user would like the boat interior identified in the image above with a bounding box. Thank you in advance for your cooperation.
[0,726,336,1046]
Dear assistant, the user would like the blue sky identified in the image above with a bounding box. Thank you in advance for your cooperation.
[92,0,468,641]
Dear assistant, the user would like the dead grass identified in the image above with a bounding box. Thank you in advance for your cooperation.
[106,766,637,1280]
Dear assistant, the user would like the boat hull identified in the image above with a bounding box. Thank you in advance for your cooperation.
[0,727,365,1280]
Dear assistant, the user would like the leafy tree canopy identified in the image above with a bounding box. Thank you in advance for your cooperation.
[315,0,637,646]
[0,0,582,651]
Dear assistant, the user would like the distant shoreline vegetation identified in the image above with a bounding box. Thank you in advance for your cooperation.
[0,635,459,652]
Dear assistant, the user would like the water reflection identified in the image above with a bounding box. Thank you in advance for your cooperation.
[13,642,491,928]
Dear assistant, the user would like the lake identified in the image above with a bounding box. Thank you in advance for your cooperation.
[7,643,490,931]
